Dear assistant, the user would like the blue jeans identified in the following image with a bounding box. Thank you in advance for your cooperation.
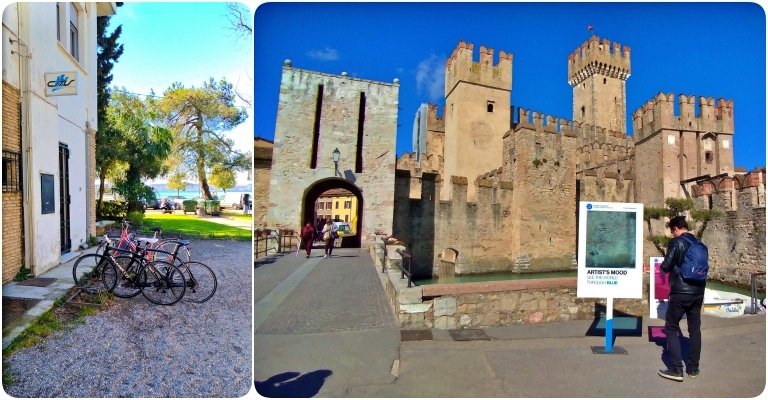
[663,293,704,372]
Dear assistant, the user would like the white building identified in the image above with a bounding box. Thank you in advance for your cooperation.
[2,2,117,281]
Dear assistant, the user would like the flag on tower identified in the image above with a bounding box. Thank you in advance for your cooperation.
[587,25,594,32]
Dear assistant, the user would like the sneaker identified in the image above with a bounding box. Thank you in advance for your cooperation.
[686,369,700,378]
[324,255,327,259]
[658,369,684,382]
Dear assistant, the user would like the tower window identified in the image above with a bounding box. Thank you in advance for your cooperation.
[603,78,607,84]
[487,101,494,113]
[705,151,714,164]
[581,106,585,118]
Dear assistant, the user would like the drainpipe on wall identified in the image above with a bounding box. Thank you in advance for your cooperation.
[14,3,36,273]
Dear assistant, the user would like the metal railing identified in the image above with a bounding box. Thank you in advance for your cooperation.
[747,271,766,314]
[254,229,298,260]
[395,248,414,288]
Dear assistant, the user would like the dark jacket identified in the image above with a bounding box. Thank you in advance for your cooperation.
[661,232,706,295]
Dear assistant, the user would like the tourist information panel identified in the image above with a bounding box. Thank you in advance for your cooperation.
[577,202,644,298]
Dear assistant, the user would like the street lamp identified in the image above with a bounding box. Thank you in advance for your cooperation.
[332,148,340,176]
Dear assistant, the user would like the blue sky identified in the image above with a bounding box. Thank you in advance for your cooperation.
[254,2,766,171]
[108,2,253,184]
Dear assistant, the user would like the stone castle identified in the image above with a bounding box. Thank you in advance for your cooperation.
[394,36,765,289]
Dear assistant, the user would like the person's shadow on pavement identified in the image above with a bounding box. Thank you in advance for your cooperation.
[649,327,691,371]
[255,370,333,398]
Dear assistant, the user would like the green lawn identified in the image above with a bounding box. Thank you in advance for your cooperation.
[220,210,253,222]
[142,213,251,241]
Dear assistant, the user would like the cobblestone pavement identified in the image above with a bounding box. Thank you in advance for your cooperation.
[4,240,252,398]
[254,247,400,396]
[256,248,396,334]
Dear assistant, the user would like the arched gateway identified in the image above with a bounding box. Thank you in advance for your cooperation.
[265,61,400,249]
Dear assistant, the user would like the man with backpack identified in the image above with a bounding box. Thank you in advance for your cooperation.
[658,216,709,382]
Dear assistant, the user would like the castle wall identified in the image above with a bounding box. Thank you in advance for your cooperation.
[268,65,398,246]
[693,171,766,290]
[254,138,273,229]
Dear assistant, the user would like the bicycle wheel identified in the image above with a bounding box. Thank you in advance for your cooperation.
[180,261,217,303]
[157,241,191,264]
[108,256,142,298]
[72,254,117,295]
[139,260,186,306]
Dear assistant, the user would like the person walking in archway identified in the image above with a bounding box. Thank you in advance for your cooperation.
[301,222,316,258]
[322,219,335,258]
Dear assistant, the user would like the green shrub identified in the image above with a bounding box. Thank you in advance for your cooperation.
[13,266,33,282]
[126,211,144,227]
[99,201,127,219]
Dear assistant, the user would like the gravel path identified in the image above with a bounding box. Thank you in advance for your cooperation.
[4,240,252,398]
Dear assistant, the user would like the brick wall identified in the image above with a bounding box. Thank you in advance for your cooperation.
[3,81,24,283]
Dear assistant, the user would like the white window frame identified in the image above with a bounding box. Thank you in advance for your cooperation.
[56,2,83,64]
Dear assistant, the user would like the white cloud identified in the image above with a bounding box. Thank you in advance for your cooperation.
[306,47,339,61]
[415,54,445,103]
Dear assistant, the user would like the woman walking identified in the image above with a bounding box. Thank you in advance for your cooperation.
[322,219,335,258]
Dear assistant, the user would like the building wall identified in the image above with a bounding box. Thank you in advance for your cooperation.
[267,64,398,246]
[2,2,112,275]
[2,81,23,283]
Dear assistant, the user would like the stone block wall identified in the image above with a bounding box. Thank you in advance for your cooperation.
[3,81,23,283]
[699,186,766,290]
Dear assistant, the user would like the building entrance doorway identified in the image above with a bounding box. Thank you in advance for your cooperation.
[303,178,363,248]
[58,143,71,254]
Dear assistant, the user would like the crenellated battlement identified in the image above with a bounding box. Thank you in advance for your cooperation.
[427,104,445,131]
[445,41,512,95]
[632,92,735,138]
[567,35,631,86]
[512,107,631,142]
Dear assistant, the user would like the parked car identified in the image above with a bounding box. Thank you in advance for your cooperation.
[143,197,160,210]
[159,198,182,210]
[333,221,352,237]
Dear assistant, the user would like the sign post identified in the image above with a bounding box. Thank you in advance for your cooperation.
[577,201,644,355]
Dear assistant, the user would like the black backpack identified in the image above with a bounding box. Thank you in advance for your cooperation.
[677,234,709,282]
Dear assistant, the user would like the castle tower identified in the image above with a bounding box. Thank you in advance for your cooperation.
[632,93,735,206]
[442,41,513,201]
[568,36,631,133]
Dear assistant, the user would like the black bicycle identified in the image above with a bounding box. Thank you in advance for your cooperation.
[101,237,186,306]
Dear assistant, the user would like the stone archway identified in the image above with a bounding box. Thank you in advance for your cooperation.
[302,178,364,248]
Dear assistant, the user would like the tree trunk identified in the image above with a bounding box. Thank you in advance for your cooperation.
[195,116,214,200]
[97,169,107,218]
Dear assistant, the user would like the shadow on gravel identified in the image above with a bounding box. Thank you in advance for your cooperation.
[254,256,280,269]
[255,369,332,398]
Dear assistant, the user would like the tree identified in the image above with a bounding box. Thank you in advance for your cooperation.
[157,78,249,200]
[644,197,724,256]
[106,91,173,212]
[225,3,252,40]
[167,172,188,197]
[209,166,236,193]
[95,15,124,216]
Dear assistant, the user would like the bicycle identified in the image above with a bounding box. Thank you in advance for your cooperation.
[72,253,118,295]
[102,236,187,306]
[111,223,217,304]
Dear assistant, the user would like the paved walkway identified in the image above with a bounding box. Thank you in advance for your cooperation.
[254,248,766,397]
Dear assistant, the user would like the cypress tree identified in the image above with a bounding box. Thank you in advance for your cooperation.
[95,15,124,217]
